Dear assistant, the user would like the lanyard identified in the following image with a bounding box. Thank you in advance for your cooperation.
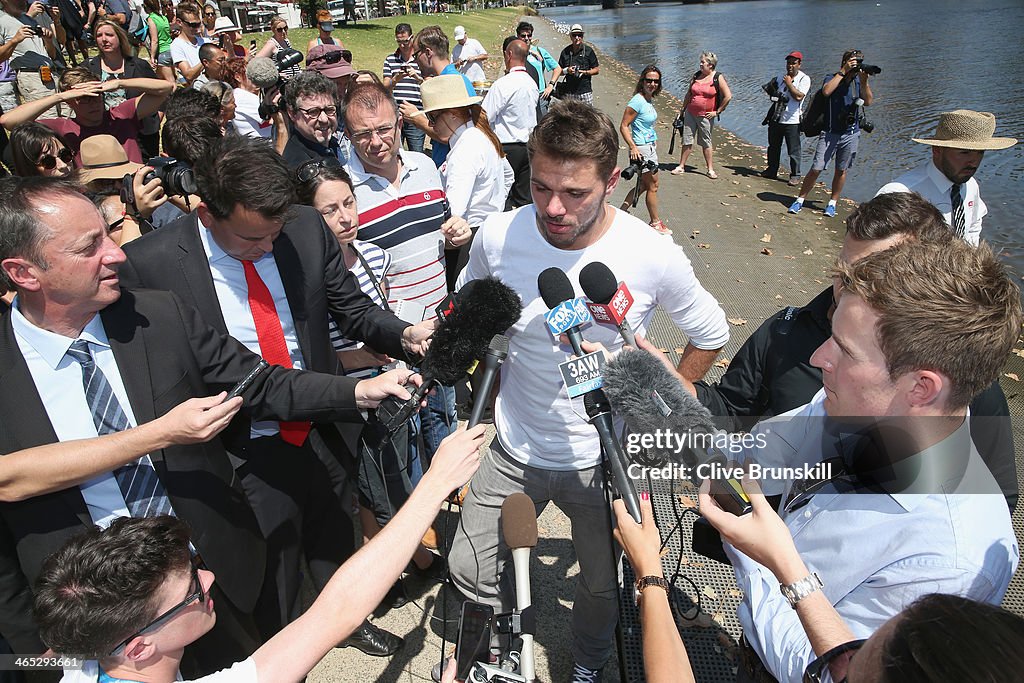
[349,244,390,313]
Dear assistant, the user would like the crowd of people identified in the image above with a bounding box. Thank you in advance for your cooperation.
[0,9,1021,683]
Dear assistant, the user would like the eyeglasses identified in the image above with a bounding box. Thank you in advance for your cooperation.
[410,48,427,61]
[802,639,867,683]
[643,78,660,84]
[108,556,205,657]
[36,147,74,169]
[297,104,337,120]
[295,156,341,183]
[107,216,126,232]
[183,20,201,28]
[347,120,398,144]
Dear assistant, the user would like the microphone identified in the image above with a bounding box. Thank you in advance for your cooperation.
[245,57,281,90]
[537,267,589,356]
[376,277,523,432]
[602,349,751,517]
[468,334,508,428]
[579,262,637,347]
[501,493,537,682]
[583,390,643,524]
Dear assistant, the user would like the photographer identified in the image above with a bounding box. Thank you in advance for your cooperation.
[789,49,874,217]
[761,50,810,187]
[0,0,62,117]
[619,64,669,234]
[544,23,598,105]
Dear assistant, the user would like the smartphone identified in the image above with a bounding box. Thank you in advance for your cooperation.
[455,601,493,681]
[224,360,269,402]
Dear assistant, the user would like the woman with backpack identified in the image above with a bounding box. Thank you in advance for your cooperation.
[671,51,731,179]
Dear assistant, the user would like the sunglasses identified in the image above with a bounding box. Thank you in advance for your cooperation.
[274,26,288,32]
[396,37,411,45]
[643,78,660,84]
[183,20,201,28]
[312,50,352,66]
[108,556,205,657]
[36,147,74,169]
[295,156,341,183]
[203,11,215,16]
[803,638,866,683]
[571,32,584,38]
[518,33,533,39]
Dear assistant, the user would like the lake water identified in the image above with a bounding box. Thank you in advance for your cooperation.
[542,0,1024,274]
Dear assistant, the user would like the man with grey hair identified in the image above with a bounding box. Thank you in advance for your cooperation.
[281,69,347,168]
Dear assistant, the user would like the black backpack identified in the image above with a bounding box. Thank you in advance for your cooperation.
[800,87,828,137]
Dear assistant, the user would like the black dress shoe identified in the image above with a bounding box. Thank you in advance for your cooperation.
[338,621,404,656]
[406,552,448,583]
[381,580,409,610]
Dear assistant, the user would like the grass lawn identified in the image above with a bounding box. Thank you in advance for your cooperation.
[245,7,531,81]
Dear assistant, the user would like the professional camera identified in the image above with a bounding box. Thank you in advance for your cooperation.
[276,47,303,72]
[621,158,658,180]
[850,58,882,76]
[845,97,875,134]
[145,158,198,196]
[761,78,788,126]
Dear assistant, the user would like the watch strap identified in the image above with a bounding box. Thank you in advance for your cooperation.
[780,572,823,608]
[634,575,670,605]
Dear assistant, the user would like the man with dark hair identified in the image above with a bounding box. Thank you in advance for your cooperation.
[789,48,875,217]
[0,177,417,674]
[169,3,206,88]
[281,69,345,168]
[119,134,432,655]
[483,38,537,210]
[161,112,221,165]
[544,24,599,105]
[164,86,221,122]
[34,421,483,682]
[690,191,1017,507]
[197,43,228,84]
[713,238,1020,682]
[448,99,728,682]
[382,22,425,153]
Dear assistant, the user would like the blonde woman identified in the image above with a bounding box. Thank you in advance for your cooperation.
[255,16,303,79]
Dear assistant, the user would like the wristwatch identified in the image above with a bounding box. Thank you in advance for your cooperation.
[779,572,823,608]
[634,575,670,606]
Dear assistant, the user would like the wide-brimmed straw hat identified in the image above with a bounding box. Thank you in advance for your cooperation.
[213,16,241,35]
[420,74,482,114]
[76,135,141,184]
[912,110,1017,151]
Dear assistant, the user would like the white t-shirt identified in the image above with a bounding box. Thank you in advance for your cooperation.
[61,656,256,682]
[169,35,206,87]
[456,206,730,470]
[776,70,811,125]
[452,38,487,83]
[232,87,272,139]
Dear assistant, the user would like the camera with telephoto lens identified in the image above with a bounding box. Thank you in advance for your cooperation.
[849,58,882,76]
[621,158,658,180]
[146,158,198,196]
[276,47,303,72]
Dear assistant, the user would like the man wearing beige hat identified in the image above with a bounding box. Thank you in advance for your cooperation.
[876,110,1018,246]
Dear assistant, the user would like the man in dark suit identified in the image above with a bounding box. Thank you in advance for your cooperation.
[119,135,432,655]
[0,176,418,673]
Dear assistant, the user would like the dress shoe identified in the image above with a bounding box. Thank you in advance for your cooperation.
[379,580,409,611]
[338,621,403,656]
[407,552,448,583]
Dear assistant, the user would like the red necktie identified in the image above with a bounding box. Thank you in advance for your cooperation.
[242,260,311,447]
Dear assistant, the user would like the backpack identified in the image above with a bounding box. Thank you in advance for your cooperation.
[800,87,828,137]
[127,10,149,45]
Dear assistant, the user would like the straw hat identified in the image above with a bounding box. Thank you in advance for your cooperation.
[912,110,1017,151]
[76,135,141,184]
[213,16,241,35]
[420,74,482,115]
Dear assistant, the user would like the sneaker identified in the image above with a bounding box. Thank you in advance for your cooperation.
[788,200,803,214]
[571,662,603,683]
[823,204,837,218]
[787,175,802,187]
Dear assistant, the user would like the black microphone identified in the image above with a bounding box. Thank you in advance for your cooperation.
[468,334,509,428]
[583,389,643,524]
[537,267,586,356]
[602,349,751,516]
[579,262,637,347]
[376,277,523,432]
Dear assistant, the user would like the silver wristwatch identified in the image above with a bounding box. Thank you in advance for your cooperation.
[779,572,823,608]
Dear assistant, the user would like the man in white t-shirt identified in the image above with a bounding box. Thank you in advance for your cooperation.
[38,427,485,683]
[762,50,811,186]
[168,5,206,87]
[448,99,729,682]
[451,25,487,84]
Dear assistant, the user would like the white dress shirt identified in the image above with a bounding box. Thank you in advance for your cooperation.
[482,67,538,144]
[198,221,306,438]
[10,302,137,528]
[876,159,987,246]
[441,122,513,226]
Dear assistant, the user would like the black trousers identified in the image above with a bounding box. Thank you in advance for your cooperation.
[231,434,355,641]
[502,142,531,210]
[766,122,802,177]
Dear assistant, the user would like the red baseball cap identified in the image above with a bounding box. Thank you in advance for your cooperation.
[786,51,803,61]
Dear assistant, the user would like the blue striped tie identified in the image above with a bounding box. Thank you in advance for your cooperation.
[65,339,175,519]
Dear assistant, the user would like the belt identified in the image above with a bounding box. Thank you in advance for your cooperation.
[739,635,779,683]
